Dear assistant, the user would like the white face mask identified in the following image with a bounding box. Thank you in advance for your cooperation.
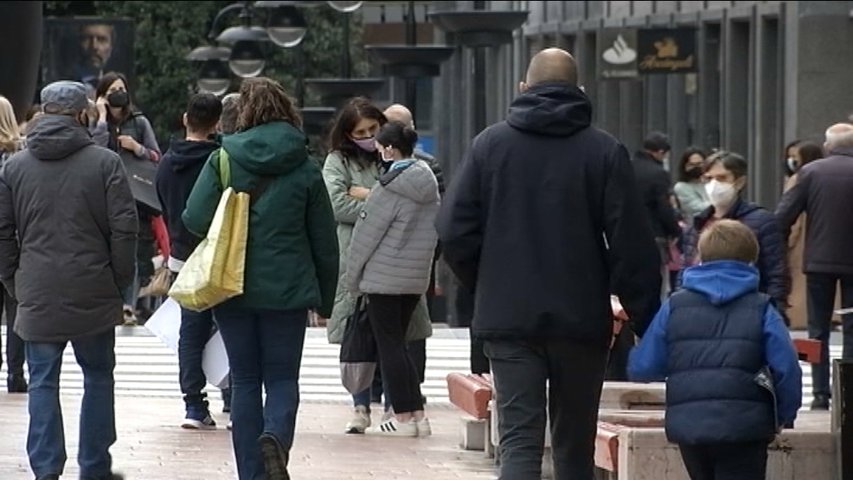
[704,179,737,209]
[787,157,799,173]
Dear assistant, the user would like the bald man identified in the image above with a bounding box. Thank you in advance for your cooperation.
[383,104,445,194]
[437,48,661,479]
[777,122,853,410]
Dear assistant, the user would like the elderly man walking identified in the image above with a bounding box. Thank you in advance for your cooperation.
[777,122,853,410]
[437,48,662,479]
[0,81,136,480]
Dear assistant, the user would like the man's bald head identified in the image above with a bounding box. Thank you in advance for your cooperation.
[383,104,414,129]
[524,48,579,88]
[825,122,853,150]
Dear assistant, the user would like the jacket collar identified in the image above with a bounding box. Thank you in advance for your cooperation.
[828,146,853,158]
[694,197,751,228]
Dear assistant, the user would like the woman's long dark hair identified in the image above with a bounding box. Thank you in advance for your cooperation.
[95,72,134,124]
[796,141,824,167]
[677,146,706,182]
[327,97,386,168]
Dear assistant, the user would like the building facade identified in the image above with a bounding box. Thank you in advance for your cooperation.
[432,0,853,210]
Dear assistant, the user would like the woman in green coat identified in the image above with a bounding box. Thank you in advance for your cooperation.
[183,78,339,480]
[322,98,432,434]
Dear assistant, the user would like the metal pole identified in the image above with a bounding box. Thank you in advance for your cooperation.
[296,43,306,107]
[832,359,853,479]
[405,0,417,119]
[341,13,351,79]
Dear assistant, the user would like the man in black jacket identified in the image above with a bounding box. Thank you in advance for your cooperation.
[436,48,661,479]
[155,93,222,429]
[777,122,853,410]
[633,132,682,296]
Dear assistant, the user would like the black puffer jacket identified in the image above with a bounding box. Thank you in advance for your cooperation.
[437,83,662,343]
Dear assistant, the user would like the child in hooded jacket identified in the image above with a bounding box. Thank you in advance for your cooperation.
[628,219,802,480]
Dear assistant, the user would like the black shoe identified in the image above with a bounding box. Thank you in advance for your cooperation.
[222,388,232,413]
[811,394,830,410]
[80,473,124,480]
[8,374,27,393]
[35,475,59,480]
[258,433,290,480]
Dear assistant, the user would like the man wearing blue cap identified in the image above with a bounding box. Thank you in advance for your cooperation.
[0,80,136,480]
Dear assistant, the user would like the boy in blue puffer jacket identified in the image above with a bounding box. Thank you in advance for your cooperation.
[628,219,802,480]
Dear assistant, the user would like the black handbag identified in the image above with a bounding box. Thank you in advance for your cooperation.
[339,296,377,394]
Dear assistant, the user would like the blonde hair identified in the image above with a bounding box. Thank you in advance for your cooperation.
[0,96,21,153]
[698,219,759,264]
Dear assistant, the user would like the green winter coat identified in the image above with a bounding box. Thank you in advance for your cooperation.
[322,150,433,344]
[182,121,339,316]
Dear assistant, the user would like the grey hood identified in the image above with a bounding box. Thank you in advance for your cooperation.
[27,115,94,161]
[379,159,439,204]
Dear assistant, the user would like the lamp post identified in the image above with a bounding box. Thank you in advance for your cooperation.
[428,7,529,133]
[187,1,309,94]
[364,1,455,122]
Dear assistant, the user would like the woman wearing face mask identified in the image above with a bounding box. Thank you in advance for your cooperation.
[346,121,439,437]
[784,141,831,330]
[782,140,801,181]
[322,98,433,434]
[673,147,710,220]
[93,72,160,162]
[680,151,790,321]
[92,72,162,325]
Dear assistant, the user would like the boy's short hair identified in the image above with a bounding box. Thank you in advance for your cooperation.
[186,93,222,132]
[698,219,759,264]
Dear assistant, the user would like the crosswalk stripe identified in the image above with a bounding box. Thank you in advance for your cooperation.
[0,327,843,409]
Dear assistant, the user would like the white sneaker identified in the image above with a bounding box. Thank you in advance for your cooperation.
[416,417,432,437]
[345,406,371,434]
[365,417,418,437]
[381,408,394,423]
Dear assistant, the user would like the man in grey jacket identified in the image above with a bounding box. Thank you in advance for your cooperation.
[0,81,136,480]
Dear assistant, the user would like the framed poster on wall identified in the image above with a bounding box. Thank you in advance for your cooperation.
[42,18,135,95]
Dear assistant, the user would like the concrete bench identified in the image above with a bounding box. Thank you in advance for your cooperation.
[446,373,492,419]
[794,338,821,363]
[446,373,494,451]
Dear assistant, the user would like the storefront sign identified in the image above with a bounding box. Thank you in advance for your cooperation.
[598,28,638,79]
[637,28,697,74]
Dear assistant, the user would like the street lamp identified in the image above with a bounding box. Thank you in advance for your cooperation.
[186,45,232,95]
[257,3,308,47]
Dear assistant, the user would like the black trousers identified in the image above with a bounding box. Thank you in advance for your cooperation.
[367,294,424,414]
[806,273,853,396]
[679,441,769,480]
[0,286,24,377]
[485,338,609,480]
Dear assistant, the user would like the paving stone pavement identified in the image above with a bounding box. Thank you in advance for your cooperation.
[0,394,497,479]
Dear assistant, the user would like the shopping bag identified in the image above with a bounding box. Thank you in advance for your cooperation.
[339,296,377,394]
[145,298,230,389]
[168,150,249,311]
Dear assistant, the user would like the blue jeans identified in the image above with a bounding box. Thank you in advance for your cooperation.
[179,307,215,409]
[26,329,116,478]
[214,306,307,480]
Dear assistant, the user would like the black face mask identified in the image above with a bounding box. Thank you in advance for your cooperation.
[684,166,704,180]
[107,91,129,108]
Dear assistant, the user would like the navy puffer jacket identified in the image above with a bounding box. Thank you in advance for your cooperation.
[681,198,789,311]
